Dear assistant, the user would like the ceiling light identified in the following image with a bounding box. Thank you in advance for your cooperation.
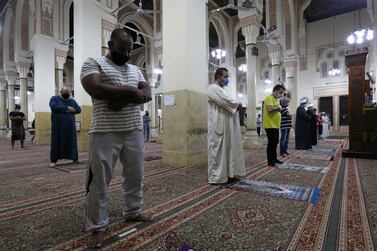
[264,79,272,84]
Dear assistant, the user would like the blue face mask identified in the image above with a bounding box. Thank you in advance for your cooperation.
[222,77,230,87]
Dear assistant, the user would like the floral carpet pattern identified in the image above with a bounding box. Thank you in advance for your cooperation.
[0,137,376,250]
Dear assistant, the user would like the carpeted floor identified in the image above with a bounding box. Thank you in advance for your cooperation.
[0,137,376,250]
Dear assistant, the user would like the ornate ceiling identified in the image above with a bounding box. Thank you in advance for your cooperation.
[304,0,367,23]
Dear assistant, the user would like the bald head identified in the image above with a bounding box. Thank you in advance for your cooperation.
[60,86,71,99]
[108,28,133,66]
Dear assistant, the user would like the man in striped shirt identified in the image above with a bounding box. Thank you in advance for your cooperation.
[280,97,293,157]
[80,28,152,248]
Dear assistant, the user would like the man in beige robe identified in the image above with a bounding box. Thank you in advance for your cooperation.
[207,67,246,184]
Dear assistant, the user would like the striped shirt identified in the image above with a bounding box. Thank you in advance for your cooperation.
[280,107,292,129]
[80,56,146,134]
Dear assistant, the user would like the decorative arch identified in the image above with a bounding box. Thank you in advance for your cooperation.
[63,0,73,41]
[208,12,228,50]
[3,7,16,67]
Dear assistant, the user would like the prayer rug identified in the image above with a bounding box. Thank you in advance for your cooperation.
[294,155,333,161]
[180,244,196,251]
[230,179,320,204]
[51,162,87,173]
[310,147,336,153]
[275,162,326,172]
[145,155,162,161]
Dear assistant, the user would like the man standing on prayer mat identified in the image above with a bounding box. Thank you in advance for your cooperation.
[207,67,246,184]
[48,86,81,168]
[263,84,286,167]
[295,97,313,150]
[81,28,152,248]
[9,104,26,149]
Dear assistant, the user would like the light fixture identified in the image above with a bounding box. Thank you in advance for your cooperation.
[211,49,226,60]
[347,11,374,45]
[238,64,247,72]
[264,78,272,84]
[328,17,340,77]
[153,68,162,75]
[27,91,32,95]
[238,93,244,98]
[14,96,20,100]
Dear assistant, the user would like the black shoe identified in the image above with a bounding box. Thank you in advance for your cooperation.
[275,160,284,164]
[268,162,276,167]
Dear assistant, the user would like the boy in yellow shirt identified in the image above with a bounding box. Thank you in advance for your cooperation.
[263,84,286,167]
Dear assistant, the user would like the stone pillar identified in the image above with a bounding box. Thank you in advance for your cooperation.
[74,0,117,151]
[162,0,208,167]
[16,62,30,125]
[6,72,17,114]
[31,34,68,144]
[55,49,68,94]
[101,22,113,56]
[0,78,6,129]
[333,95,339,133]
[268,44,282,85]
[241,16,261,130]
[284,60,297,112]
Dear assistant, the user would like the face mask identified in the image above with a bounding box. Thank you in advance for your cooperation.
[111,50,129,66]
[221,77,230,87]
[62,94,70,99]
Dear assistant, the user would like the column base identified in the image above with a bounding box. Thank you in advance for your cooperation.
[162,89,208,167]
[35,112,51,145]
[76,105,92,152]
[243,130,264,149]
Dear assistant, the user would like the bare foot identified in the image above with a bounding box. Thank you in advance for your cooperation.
[87,231,105,248]
[48,163,56,168]
[125,213,153,222]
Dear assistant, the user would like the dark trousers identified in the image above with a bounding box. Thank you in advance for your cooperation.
[280,128,290,156]
[257,127,261,136]
[265,128,279,165]
[143,124,150,142]
[318,125,323,136]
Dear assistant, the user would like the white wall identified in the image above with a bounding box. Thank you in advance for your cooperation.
[297,8,372,107]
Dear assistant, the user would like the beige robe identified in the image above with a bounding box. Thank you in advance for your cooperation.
[207,84,246,184]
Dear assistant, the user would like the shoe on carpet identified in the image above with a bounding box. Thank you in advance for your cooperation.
[268,162,276,167]
[275,160,284,164]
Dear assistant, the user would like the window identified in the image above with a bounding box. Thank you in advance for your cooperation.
[321,62,328,78]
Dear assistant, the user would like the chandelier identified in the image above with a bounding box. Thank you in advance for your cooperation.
[238,64,247,72]
[328,17,340,77]
[211,49,226,59]
[347,11,374,44]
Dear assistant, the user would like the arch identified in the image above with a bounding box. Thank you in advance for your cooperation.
[63,0,73,41]
[3,7,16,68]
[320,60,329,78]
[288,0,297,52]
[208,12,228,50]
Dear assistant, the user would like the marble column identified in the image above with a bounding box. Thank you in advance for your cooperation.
[16,62,30,125]
[333,95,339,133]
[0,78,6,129]
[101,28,111,56]
[74,0,117,151]
[241,17,261,130]
[268,45,282,85]
[6,72,17,114]
[55,50,68,94]
[284,61,297,113]
[162,0,208,167]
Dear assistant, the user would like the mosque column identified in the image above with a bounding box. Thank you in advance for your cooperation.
[16,62,30,125]
[241,15,262,130]
[74,0,117,151]
[284,60,297,112]
[0,78,7,129]
[55,50,68,94]
[162,0,208,167]
[31,34,68,144]
[268,44,282,85]
[6,72,17,115]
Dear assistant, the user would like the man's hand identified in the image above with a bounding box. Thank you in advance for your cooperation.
[108,99,131,112]
[68,106,76,113]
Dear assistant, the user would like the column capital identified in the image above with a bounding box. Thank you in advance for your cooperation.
[16,61,31,79]
[6,71,17,85]
[55,49,68,70]
[240,14,262,46]
[268,44,282,66]
[0,78,6,91]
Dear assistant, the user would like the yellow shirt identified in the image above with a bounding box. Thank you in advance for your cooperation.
[262,95,281,129]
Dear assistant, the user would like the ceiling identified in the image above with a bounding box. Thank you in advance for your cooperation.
[304,0,367,23]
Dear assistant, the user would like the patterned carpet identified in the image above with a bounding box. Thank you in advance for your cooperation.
[0,136,376,250]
